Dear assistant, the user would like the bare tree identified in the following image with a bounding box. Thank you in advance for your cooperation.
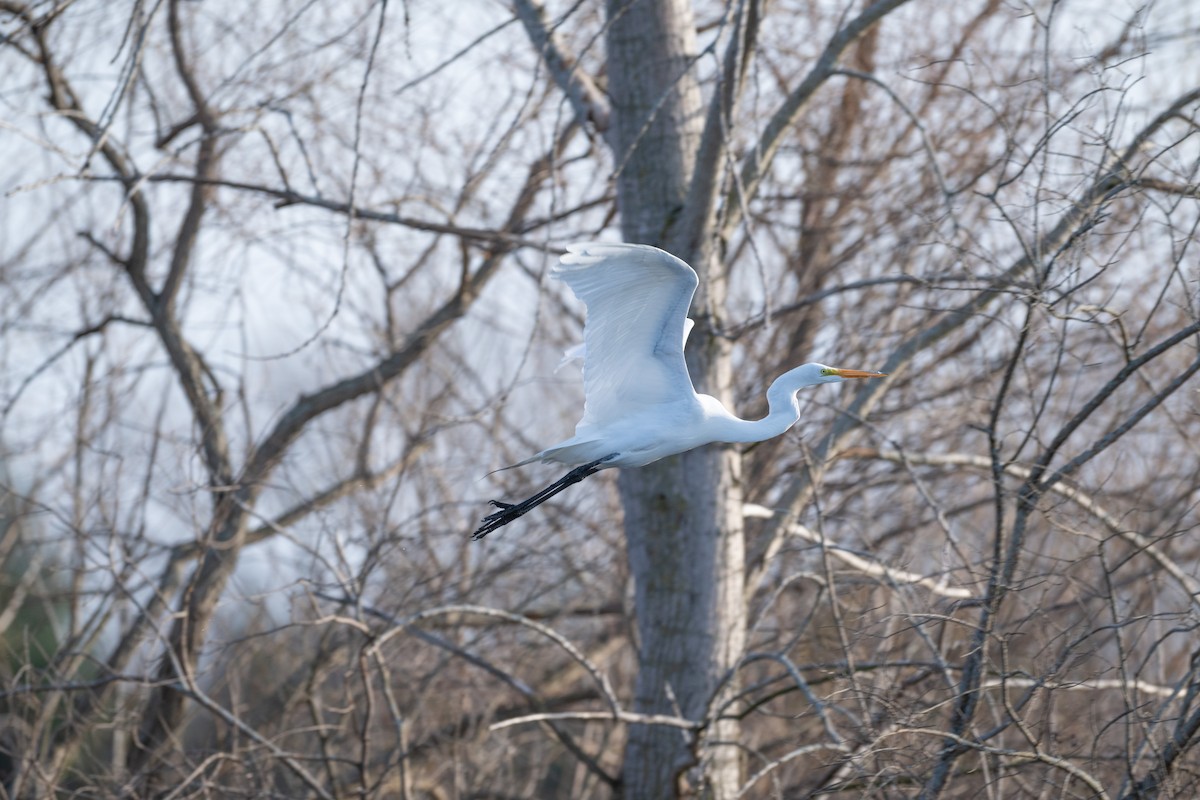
[1,0,1198,798]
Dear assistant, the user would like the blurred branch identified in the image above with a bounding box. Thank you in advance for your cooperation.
[720,0,915,241]
[920,330,1200,798]
[675,0,761,256]
[917,85,1200,788]
[746,85,1200,604]
[159,0,218,311]
[726,273,985,340]
[91,173,567,251]
[491,710,700,731]
[743,503,974,599]
[1121,671,1200,800]
[170,678,335,800]
[0,1,154,302]
[897,728,1113,799]
[372,603,620,717]
[238,130,578,491]
[226,440,433,553]
[854,448,1200,607]
[8,0,235,491]
[1,314,149,419]
[1133,177,1200,198]
[129,122,583,779]
[733,743,851,800]
[321,594,622,789]
[737,652,844,744]
[7,7,243,781]
[1041,344,1200,491]
[513,0,611,131]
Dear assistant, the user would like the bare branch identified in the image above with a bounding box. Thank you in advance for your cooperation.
[721,0,916,240]
[159,0,218,310]
[91,173,565,250]
[513,0,611,131]
[745,87,1200,601]
[856,449,1200,606]
[744,503,975,599]
[490,710,701,732]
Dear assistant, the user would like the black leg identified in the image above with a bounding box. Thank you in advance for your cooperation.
[471,455,615,540]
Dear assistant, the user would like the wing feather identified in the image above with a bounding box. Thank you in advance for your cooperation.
[555,242,699,429]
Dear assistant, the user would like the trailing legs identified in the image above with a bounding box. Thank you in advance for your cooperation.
[471,455,616,539]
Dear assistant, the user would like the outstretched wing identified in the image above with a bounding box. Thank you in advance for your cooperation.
[555,242,699,429]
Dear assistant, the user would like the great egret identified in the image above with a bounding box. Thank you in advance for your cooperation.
[471,242,885,539]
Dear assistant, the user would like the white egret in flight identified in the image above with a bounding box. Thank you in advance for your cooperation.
[472,242,885,539]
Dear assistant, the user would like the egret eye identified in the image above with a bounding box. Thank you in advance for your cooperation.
[820,367,836,376]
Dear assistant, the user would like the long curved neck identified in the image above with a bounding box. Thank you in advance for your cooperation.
[710,373,803,445]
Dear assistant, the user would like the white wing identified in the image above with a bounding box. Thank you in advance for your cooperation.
[556,318,694,374]
[556,242,699,429]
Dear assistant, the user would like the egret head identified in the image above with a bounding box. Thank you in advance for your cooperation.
[767,363,887,408]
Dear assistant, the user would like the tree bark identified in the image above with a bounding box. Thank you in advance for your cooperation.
[605,0,746,796]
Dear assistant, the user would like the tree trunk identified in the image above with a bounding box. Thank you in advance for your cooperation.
[620,446,746,798]
[605,0,746,796]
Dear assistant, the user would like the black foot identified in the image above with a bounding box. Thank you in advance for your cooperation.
[474,500,532,540]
